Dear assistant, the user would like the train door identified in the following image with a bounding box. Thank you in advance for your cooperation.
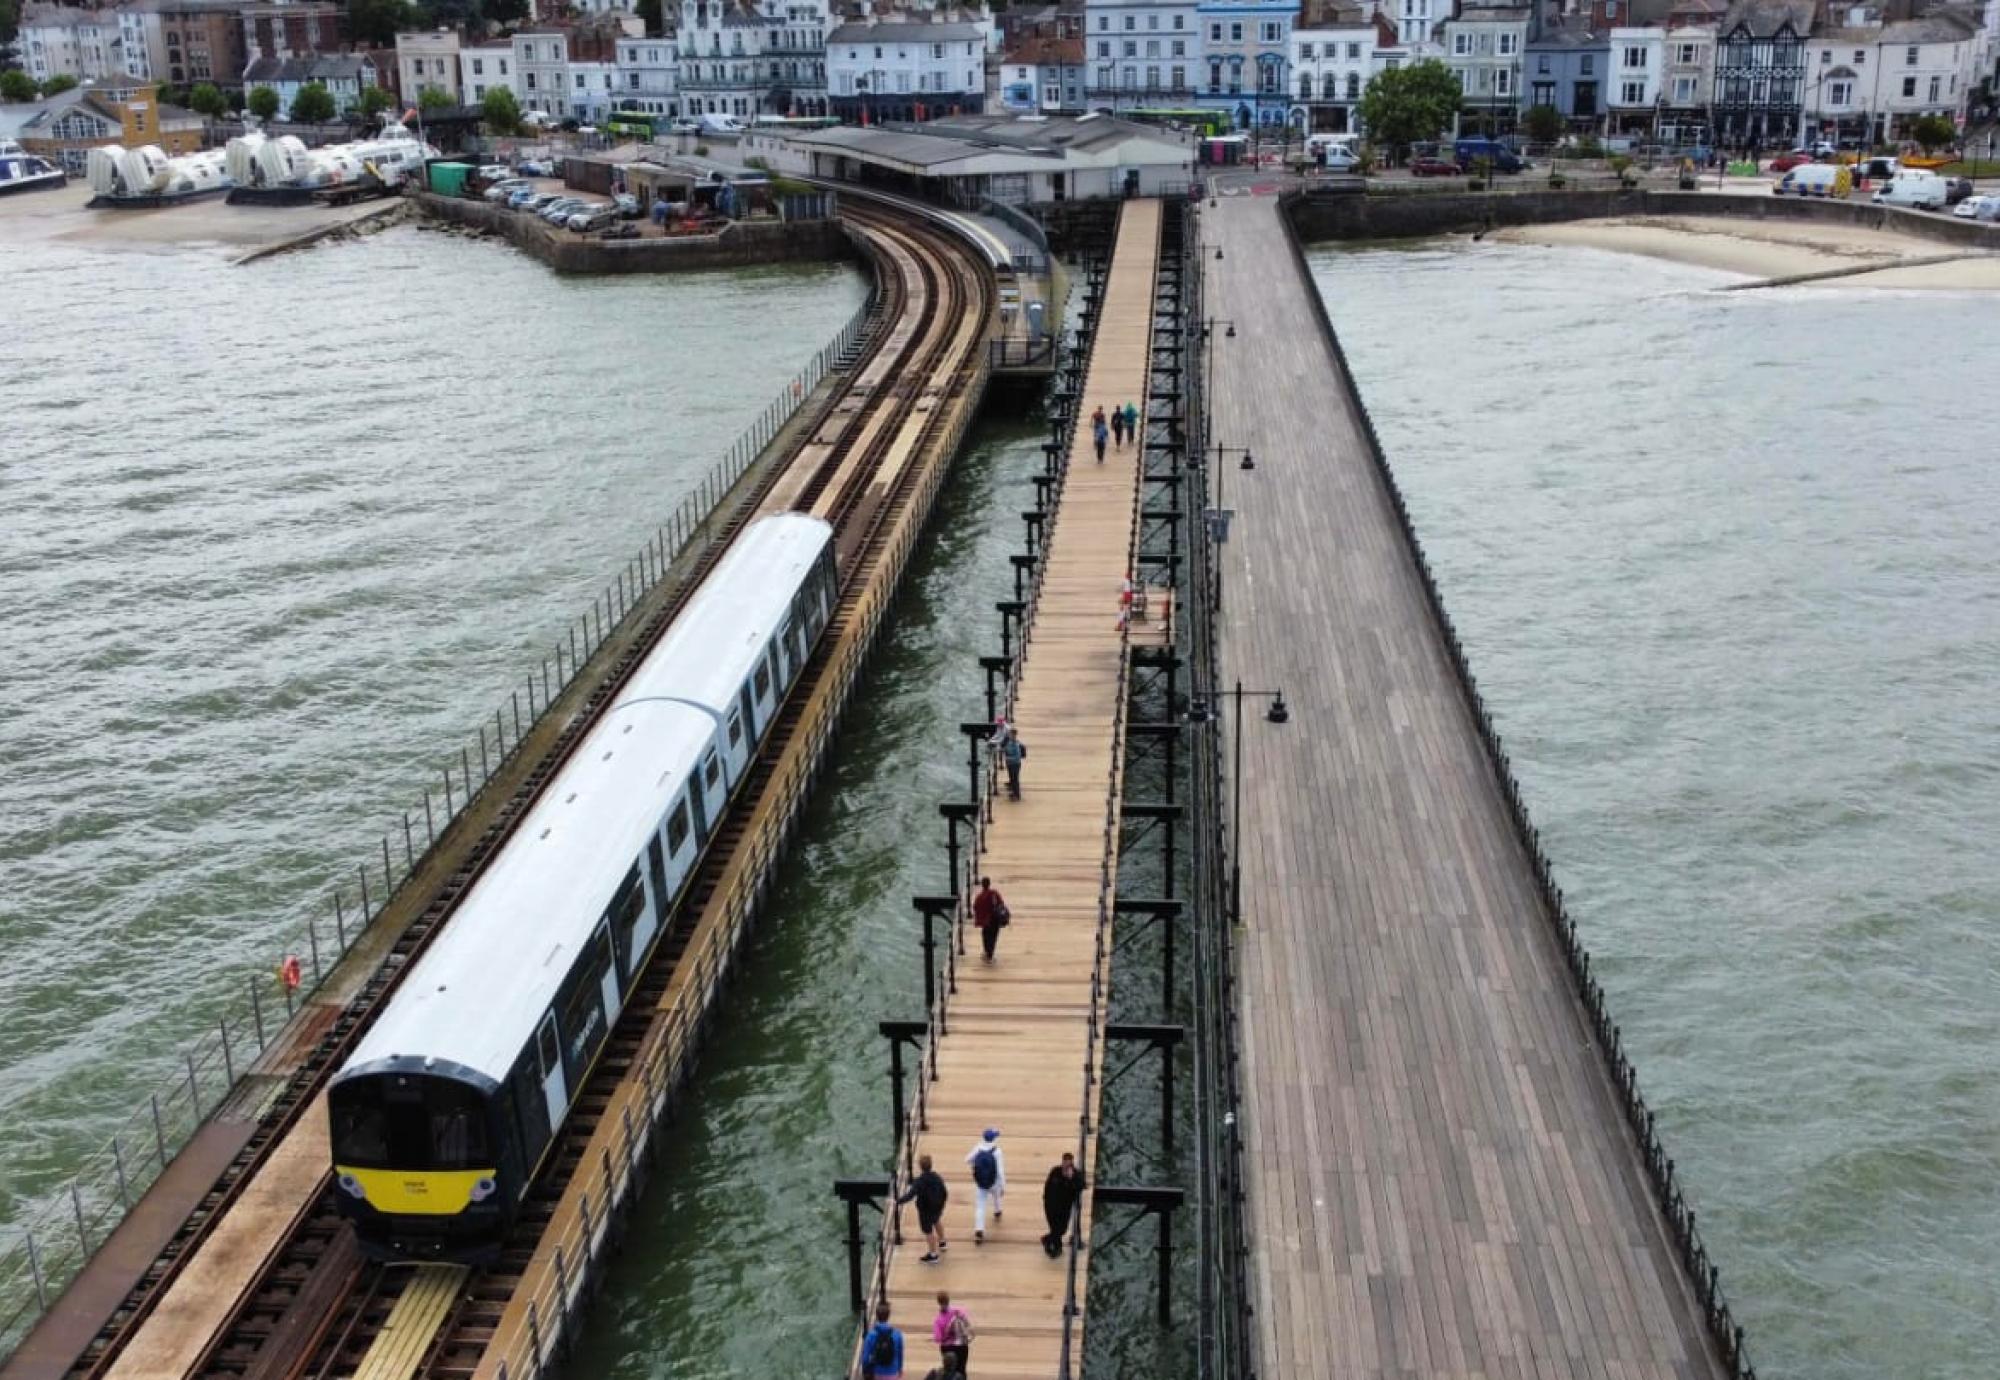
[691,752,718,842]
[594,924,619,1026]
[738,681,759,745]
[643,834,670,949]
[663,795,696,887]
[750,653,775,734]
[537,1015,568,1130]
[723,704,747,783]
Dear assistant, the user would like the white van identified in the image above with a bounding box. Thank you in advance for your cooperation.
[1872,168,1947,210]
[1773,163,1850,198]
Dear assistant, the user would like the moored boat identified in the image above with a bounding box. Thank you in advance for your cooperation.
[0,139,67,196]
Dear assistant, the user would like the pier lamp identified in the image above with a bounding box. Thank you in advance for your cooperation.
[1191,441,1254,614]
[1199,319,1237,437]
[1186,681,1289,925]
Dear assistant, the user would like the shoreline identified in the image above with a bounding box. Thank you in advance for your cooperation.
[1494,214,2000,288]
[0,180,405,255]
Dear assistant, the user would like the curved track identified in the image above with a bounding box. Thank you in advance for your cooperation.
[64,201,995,1380]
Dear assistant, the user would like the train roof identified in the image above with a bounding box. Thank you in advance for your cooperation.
[341,513,834,1084]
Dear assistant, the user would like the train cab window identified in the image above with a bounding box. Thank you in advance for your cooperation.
[703,752,721,788]
[429,1086,490,1169]
[726,711,742,747]
[330,1096,390,1166]
[607,864,646,974]
[753,660,772,702]
[537,1018,561,1078]
[666,800,691,854]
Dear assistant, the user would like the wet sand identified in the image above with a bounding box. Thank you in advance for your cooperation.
[0,181,397,256]
[1495,215,2000,288]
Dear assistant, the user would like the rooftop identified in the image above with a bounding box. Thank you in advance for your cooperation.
[828,18,987,42]
[1002,33,1084,64]
[243,54,376,82]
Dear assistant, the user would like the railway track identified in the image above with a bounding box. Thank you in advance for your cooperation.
[66,203,993,1380]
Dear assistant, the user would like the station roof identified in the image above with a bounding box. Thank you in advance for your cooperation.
[788,113,1194,179]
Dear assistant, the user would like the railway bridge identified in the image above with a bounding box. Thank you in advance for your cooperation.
[0,186,1757,1380]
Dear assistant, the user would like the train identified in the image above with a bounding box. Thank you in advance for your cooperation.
[328,514,838,1260]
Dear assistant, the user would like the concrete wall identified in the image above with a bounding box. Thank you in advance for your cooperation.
[414,192,856,274]
[1285,185,2000,250]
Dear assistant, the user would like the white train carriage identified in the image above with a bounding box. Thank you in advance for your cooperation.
[328,514,837,1259]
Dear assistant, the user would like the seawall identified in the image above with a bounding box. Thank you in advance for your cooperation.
[414,191,856,274]
[1286,185,2000,249]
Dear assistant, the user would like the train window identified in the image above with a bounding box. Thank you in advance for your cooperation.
[537,1018,560,1078]
[647,836,669,925]
[330,1094,390,1166]
[666,799,690,854]
[429,1084,490,1168]
[753,660,771,701]
[607,865,646,974]
[558,950,609,1072]
[726,711,742,747]
[703,752,720,788]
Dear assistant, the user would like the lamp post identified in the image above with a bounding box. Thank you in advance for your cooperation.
[1188,682,1290,925]
[1193,441,1252,615]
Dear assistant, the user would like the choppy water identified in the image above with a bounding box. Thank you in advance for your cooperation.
[1308,239,2000,1380]
[0,226,867,1236]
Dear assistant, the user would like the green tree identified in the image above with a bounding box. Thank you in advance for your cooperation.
[482,83,520,135]
[248,84,281,122]
[1355,59,1460,162]
[0,0,19,45]
[0,68,36,103]
[188,81,227,118]
[1522,102,1563,146]
[345,0,413,47]
[357,83,393,120]
[289,80,336,127]
[1910,114,1955,153]
[635,0,661,31]
[481,0,529,26]
[418,83,453,110]
[39,73,78,96]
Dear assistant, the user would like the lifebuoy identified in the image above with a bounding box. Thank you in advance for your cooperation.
[279,955,302,991]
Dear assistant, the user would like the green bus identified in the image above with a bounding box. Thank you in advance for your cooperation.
[604,109,674,139]
[1124,107,1231,137]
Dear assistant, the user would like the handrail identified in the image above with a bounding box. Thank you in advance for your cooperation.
[1272,190,1757,1380]
[0,289,884,1362]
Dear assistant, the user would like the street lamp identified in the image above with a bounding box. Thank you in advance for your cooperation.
[1187,681,1289,924]
[1192,441,1252,614]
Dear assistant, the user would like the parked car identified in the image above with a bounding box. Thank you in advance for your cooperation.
[613,192,641,218]
[473,163,511,180]
[1853,155,1900,182]
[1943,176,1975,205]
[567,204,621,232]
[1951,192,2000,219]
[516,158,555,176]
[1774,164,1852,198]
[1768,150,1816,172]
[484,178,531,202]
[513,191,560,211]
[538,197,590,222]
[1409,155,1462,176]
[1453,138,1528,173]
[1872,168,1948,210]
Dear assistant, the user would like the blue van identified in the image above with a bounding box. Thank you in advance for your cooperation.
[1453,138,1529,173]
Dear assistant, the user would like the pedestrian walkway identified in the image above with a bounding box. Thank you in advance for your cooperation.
[1206,195,1727,1380]
[862,199,1162,1380]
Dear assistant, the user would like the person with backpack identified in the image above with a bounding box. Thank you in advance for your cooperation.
[896,1154,950,1262]
[1092,411,1108,463]
[966,1127,1005,1243]
[861,1302,904,1379]
[1121,400,1139,447]
[932,1291,974,1375]
[972,878,1009,963]
[1040,1151,1088,1257]
[1001,732,1025,799]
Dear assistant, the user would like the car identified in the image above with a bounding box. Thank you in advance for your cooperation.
[1454,138,1528,173]
[1944,176,1974,206]
[613,192,641,218]
[1768,150,1816,172]
[669,119,700,134]
[483,178,531,202]
[538,197,590,222]
[1872,168,1947,210]
[473,163,511,180]
[1951,192,2000,220]
[1854,155,1900,181]
[567,204,621,232]
[516,158,554,176]
[514,192,560,212]
[505,187,541,208]
[1409,155,1462,176]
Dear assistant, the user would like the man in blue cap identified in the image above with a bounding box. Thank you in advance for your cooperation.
[966,1127,1005,1244]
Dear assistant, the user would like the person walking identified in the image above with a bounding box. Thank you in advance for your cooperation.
[1001,732,1025,799]
[972,877,1009,962]
[861,1302,905,1380]
[932,1292,974,1375]
[1040,1152,1088,1257]
[1108,404,1125,448]
[1091,412,1108,463]
[897,1154,950,1262]
[1121,401,1139,447]
[966,1128,1005,1243]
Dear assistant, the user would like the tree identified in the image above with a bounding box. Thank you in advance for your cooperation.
[39,72,78,96]
[289,80,336,127]
[482,83,520,135]
[345,0,413,47]
[1355,59,1460,162]
[482,0,529,26]
[357,83,393,120]
[1523,102,1563,146]
[188,81,227,118]
[0,0,18,46]
[0,67,35,103]
[634,0,661,32]
[1910,114,1955,153]
[418,83,453,110]
[248,84,281,122]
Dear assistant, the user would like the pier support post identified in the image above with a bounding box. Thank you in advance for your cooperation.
[912,897,956,1009]
[941,803,978,899]
[879,1020,929,1148]
[1094,1185,1186,1328]
[1104,1023,1186,1154]
[831,1179,891,1314]
[959,721,993,805]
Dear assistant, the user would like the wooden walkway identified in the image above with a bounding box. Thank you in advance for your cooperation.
[1206,195,1726,1380]
[866,200,1162,1380]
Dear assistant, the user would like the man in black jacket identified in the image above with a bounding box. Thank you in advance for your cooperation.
[1040,1152,1087,1257]
[899,1154,951,1262]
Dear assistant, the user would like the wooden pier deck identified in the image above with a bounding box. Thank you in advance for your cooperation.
[864,200,1161,1380]
[1206,195,1726,1380]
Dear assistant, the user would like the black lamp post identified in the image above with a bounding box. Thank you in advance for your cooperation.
[1189,681,1289,924]
[1192,440,1251,614]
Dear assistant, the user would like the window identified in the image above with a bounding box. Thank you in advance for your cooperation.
[525,70,536,88]
[472,57,484,73]
[1096,15,1106,30]
[1901,75,1916,97]
[1928,74,1940,101]
[665,799,691,853]
[1144,38,1159,56]
[1229,21,1242,40]
[1452,31,1470,55]
[1174,13,1184,28]
[1495,66,1510,94]
[1345,70,1359,98]
[1501,32,1518,55]
[1347,41,1360,58]
[575,73,585,88]
[1260,20,1280,42]
[1300,73,1314,97]
[1580,53,1593,74]
[1676,42,1696,63]
[1170,63,1185,86]
[1904,45,1917,65]
[1147,12,1158,27]
[726,710,742,746]
[1537,53,1549,72]
[1145,64,1159,87]
[1208,58,1220,90]
[1673,75,1695,101]
[1123,14,1133,28]
[1819,49,1829,64]
[1827,78,1850,104]
[1122,39,1135,57]
[1852,49,1863,63]
[1620,79,1644,102]
[1623,45,1644,67]
[1121,64,1135,85]
[1171,39,1184,56]
[559,933,614,1067]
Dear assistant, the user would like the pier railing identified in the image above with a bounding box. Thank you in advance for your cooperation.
[1271,192,1758,1380]
[0,292,882,1361]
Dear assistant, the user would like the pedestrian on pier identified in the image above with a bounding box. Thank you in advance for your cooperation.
[1109,404,1126,448]
[1001,733,1026,799]
[1121,401,1139,445]
[862,1303,905,1380]
[1040,1152,1088,1257]
[967,1127,1005,1243]
[897,1153,951,1262]
[1090,403,1106,435]
[1092,412,1109,463]
[972,877,1009,962]
[933,1292,975,1375]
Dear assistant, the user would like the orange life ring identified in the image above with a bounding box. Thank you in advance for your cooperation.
[279,955,302,991]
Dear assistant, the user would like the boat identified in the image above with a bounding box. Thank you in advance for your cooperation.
[84,144,232,206]
[0,139,67,196]
[225,119,437,197]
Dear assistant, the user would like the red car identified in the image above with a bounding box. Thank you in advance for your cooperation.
[1767,150,1816,172]
[1409,155,1463,176]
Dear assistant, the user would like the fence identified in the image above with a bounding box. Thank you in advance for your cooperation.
[0,290,882,1364]
[1272,191,1758,1380]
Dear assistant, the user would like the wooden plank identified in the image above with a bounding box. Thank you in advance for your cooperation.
[1208,195,1724,1380]
[352,1266,467,1380]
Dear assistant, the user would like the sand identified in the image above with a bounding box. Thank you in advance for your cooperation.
[0,180,397,256]
[1494,215,2000,289]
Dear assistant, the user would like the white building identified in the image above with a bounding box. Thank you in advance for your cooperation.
[1606,24,1662,131]
[1083,0,1203,109]
[568,57,620,120]
[1290,11,1393,133]
[1392,0,1442,47]
[459,43,517,105]
[1867,11,1979,139]
[241,53,377,117]
[615,34,681,116]
[117,5,170,82]
[678,0,832,122]
[826,16,985,118]
[17,4,123,82]
[1442,3,1530,131]
[513,29,574,117]
[397,29,463,105]
[998,33,1086,111]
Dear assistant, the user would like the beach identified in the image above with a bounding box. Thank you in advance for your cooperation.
[0,180,401,256]
[1495,214,2000,288]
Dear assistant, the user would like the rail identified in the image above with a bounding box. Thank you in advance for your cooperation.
[0,291,882,1362]
[1272,191,1757,1380]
